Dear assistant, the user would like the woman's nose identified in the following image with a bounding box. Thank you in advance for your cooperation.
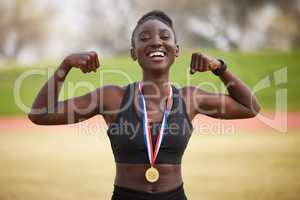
[150,36,162,47]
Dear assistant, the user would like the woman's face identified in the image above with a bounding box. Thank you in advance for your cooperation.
[131,19,179,72]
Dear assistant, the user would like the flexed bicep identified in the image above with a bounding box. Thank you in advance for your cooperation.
[46,88,101,125]
[195,89,257,119]
[187,51,260,119]
[29,85,124,125]
[28,51,125,125]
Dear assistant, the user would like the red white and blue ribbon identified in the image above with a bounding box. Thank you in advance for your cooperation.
[138,81,172,165]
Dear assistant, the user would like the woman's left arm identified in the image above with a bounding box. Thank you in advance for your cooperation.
[188,52,261,119]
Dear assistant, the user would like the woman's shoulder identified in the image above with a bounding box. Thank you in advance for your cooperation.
[98,82,135,96]
[96,83,135,123]
[174,86,197,121]
[95,83,135,110]
[95,84,124,98]
[177,86,197,97]
[178,86,207,97]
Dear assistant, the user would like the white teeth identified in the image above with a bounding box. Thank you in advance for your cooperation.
[149,51,165,57]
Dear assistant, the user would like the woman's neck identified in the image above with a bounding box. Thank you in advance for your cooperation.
[141,70,170,99]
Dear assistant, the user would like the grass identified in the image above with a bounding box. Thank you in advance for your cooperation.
[0,49,299,115]
[0,128,299,199]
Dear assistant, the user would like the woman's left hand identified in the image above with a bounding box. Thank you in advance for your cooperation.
[190,52,221,74]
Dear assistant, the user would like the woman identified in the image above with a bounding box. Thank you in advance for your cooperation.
[29,10,260,200]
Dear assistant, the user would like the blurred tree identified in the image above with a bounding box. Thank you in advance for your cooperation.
[83,0,136,55]
[136,0,300,50]
[0,0,53,61]
[47,0,299,56]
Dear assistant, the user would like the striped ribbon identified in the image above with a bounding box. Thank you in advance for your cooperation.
[138,81,172,165]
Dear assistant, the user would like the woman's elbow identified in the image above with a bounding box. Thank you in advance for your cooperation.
[248,104,261,118]
[27,113,47,125]
[28,113,39,124]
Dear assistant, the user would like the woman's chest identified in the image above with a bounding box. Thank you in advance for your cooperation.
[108,117,192,153]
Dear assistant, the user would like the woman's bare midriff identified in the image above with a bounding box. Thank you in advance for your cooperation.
[114,163,183,193]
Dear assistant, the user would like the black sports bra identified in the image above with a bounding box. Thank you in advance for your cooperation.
[107,82,193,164]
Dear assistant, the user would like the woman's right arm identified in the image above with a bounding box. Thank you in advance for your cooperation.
[28,52,122,125]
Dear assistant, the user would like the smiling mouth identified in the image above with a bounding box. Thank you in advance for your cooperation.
[147,51,166,61]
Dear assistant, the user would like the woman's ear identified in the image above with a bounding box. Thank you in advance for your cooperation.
[130,48,137,61]
[175,45,180,57]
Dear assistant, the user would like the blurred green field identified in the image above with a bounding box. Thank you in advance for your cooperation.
[0,49,299,115]
[0,129,299,200]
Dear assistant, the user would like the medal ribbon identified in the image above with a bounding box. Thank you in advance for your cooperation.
[138,81,172,165]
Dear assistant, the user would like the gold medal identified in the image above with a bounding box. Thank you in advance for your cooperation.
[139,82,172,184]
[145,166,159,183]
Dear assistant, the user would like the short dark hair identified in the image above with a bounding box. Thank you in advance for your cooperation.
[131,10,177,47]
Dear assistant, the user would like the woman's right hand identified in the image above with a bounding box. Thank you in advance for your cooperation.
[61,51,100,73]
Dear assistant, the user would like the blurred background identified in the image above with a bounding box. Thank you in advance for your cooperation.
[0,0,299,199]
[0,0,300,63]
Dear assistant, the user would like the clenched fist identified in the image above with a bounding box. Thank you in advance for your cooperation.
[62,51,100,73]
[190,53,221,74]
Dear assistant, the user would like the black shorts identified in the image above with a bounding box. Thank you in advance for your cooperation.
[111,183,188,200]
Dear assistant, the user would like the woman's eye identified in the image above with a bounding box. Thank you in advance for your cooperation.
[140,36,151,41]
[161,34,170,40]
